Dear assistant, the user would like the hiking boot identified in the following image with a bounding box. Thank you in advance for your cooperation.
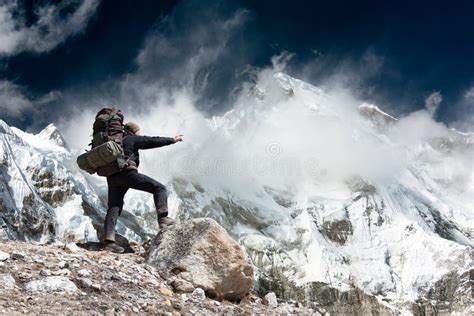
[158,216,176,229]
[104,241,124,254]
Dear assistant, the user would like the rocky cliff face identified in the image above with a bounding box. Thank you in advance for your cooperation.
[0,72,473,314]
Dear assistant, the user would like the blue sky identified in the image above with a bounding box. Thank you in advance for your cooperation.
[0,0,473,132]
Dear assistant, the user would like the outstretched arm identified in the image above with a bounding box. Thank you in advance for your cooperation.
[135,134,183,150]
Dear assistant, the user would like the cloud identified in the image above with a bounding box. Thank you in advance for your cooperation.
[0,0,99,55]
[424,91,442,117]
[449,86,474,132]
[465,87,474,100]
[51,1,472,208]
[361,49,385,77]
[295,47,391,103]
[120,2,256,114]
[35,90,62,106]
[271,52,294,72]
[0,80,62,118]
[0,80,32,117]
[62,59,472,197]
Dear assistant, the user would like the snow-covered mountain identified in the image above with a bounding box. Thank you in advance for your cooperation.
[1,73,472,314]
[0,121,142,244]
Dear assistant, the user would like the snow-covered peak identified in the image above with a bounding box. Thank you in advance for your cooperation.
[38,123,70,150]
[358,103,398,132]
[6,124,70,155]
[274,72,330,98]
[0,120,71,154]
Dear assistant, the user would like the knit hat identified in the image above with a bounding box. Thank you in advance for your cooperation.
[125,122,140,133]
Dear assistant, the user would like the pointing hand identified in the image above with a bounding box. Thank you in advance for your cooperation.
[174,134,184,142]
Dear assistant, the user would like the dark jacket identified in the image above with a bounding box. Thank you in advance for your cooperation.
[122,131,175,169]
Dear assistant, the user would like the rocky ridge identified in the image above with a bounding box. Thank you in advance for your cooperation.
[0,239,327,315]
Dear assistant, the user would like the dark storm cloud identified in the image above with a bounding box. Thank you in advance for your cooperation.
[121,1,261,114]
[55,0,266,118]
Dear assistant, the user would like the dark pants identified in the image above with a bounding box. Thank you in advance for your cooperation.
[104,170,168,242]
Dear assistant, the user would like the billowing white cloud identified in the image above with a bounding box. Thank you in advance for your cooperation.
[424,91,442,117]
[0,0,99,55]
[54,3,471,195]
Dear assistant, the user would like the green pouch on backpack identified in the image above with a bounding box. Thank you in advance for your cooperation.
[77,141,124,174]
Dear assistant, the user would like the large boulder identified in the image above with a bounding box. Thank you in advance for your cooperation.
[146,218,254,301]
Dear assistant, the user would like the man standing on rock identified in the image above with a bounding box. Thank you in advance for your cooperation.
[104,122,183,253]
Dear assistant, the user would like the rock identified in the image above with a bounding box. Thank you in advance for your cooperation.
[64,243,80,253]
[77,269,91,277]
[0,251,10,261]
[160,287,174,296]
[25,276,78,294]
[51,269,71,277]
[104,308,115,316]
[58,261,68,269]
[172,301,183,310]
[144,305,158,313]
[77,277,93,288]
[146,218,254,301]
[91,284,102,292]
[171,278,195,293]
[36,249,47,256]
[263,292,278,307]
[11,252,25,260]
[0,273,16,291]
[412,269,473,315]
[279,304,294,314]
[192,288,206,300]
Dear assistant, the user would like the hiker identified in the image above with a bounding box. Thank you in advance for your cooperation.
[103,121,183,253]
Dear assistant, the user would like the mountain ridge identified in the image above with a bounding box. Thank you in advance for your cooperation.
[0,73,472,314]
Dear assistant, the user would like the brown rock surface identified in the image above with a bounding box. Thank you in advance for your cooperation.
[146,218,254,301]
[0,239,323,315]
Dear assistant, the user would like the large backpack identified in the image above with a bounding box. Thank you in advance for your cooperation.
[77,107,128,177]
